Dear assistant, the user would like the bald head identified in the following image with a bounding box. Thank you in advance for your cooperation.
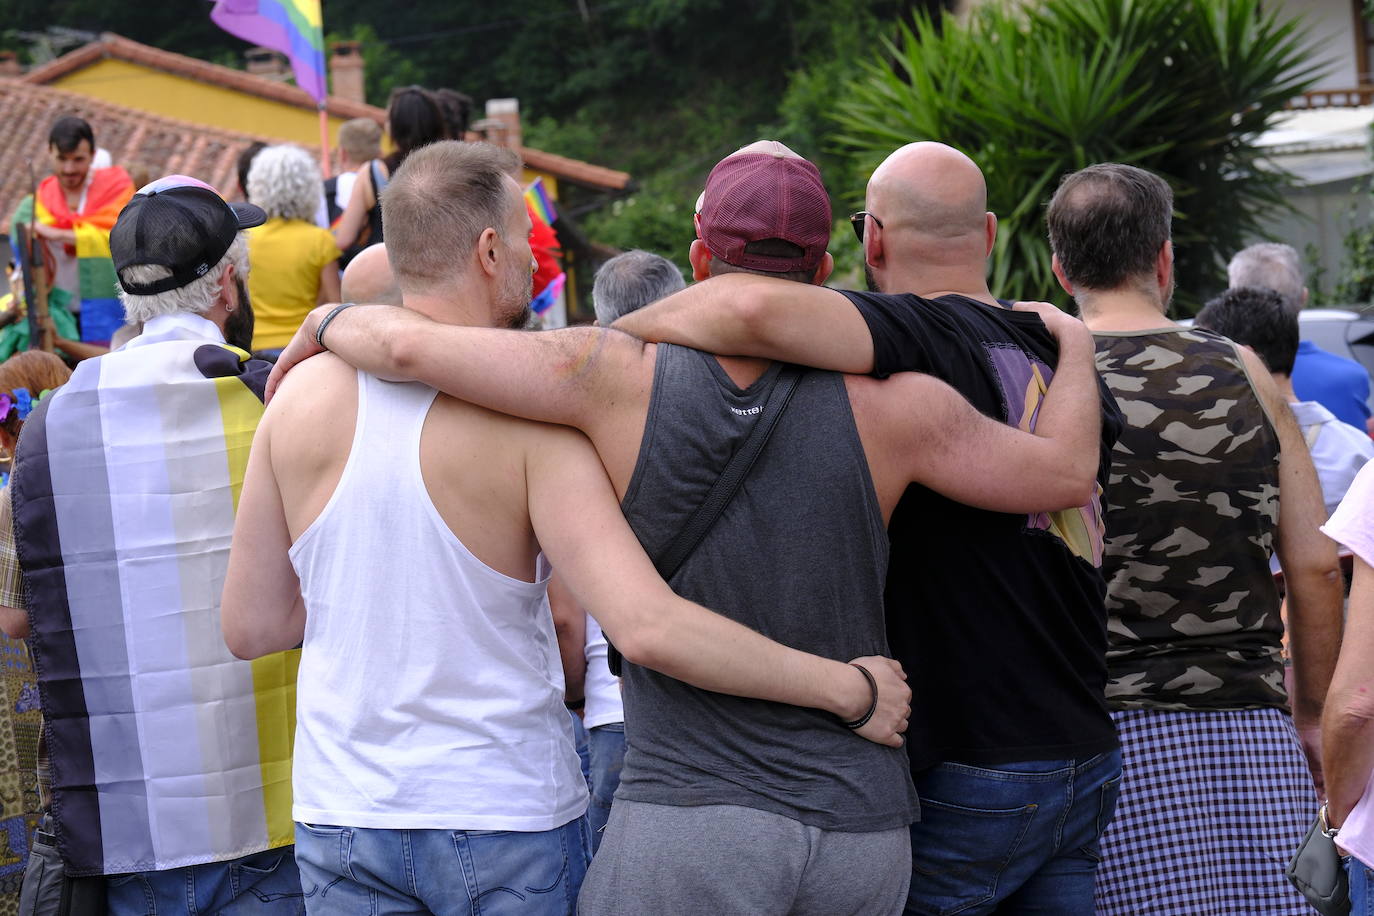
[341,244,402,306]
[868,142,988,242]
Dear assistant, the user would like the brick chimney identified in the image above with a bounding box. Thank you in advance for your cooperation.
[0,52,20,79]
[329,41,365,105]
[244,47,288,80]
[482,98,523,150]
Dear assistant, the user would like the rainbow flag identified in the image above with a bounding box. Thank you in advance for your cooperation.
[11,167,134,344]
[211,0,327,102]
[10,320,298,876]
[525,177,558,226]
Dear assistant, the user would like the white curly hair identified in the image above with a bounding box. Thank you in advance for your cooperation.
[118,236,249,324]
[246,144,321,222]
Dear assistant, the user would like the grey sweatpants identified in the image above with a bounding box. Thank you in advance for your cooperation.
[578,799,911,916]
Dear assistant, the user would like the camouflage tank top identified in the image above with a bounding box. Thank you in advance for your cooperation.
[1095,327,1285,711]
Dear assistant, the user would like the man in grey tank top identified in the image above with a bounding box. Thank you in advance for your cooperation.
[267,141,1106,915]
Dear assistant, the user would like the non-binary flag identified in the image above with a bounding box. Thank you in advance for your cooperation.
[210,0,327,103]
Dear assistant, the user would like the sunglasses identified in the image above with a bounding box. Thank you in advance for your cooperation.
[849,211,883,243]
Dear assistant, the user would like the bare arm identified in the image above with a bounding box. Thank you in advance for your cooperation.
[548,572,587,705]
[1247,346,1343,791]
[1324,557,1374,824]
[868,363,1098,514]
[317,260,341,306]
[34,224,75,245]
[266,304,649,434]
[332,166,372,250]
[525,424,910,748]
[612,274,876,373]
[221,408,308,659]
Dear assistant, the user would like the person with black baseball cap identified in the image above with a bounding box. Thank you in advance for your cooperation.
[1,175,307,912]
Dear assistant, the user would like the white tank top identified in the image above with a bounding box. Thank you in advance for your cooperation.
[288,371,587,830]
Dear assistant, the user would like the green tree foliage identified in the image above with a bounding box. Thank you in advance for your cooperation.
[830,0,1322,312]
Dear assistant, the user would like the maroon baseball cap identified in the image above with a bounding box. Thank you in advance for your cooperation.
[697,141,831,273]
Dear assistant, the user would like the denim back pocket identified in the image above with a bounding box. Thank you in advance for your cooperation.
[907,797,1039,916]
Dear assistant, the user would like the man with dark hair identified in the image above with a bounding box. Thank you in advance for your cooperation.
[613,140,1124,914]
[225,140,918,913]
[1228,242,1373,431]
[1196,286,1373,521]
[263,138,1105,914]
[8,115,134,347]
[1047,162,1343,914]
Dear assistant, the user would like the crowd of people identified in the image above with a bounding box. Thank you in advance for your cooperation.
[0,85,1370,916]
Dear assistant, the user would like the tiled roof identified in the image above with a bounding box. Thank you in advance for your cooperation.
[0,80,288,226]
[23,33,632,192]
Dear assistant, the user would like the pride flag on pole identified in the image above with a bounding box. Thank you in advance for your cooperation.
[210,0,328,103]
[524,177,558,226]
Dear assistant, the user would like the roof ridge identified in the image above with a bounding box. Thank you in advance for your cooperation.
[23,32,385,121]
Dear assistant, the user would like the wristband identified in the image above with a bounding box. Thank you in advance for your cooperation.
[843,663,879,730]
[564,696,586,711]
[315,302,358,350]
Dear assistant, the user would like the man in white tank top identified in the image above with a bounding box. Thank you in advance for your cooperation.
[220,141,913,915]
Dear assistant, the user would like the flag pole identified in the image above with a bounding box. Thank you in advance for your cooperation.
[319,103,332,179]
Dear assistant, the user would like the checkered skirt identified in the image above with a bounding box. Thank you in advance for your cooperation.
[1094,707,1318,915]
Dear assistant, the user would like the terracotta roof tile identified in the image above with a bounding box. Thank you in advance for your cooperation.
[23,34,632,192]
[0,81,298,227]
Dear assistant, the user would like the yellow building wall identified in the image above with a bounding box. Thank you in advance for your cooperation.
[49,58,351,147]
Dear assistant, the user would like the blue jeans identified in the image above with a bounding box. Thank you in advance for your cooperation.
[587,723,626,853]
[106,847,305,915]
[1351,856,1374,914]
[294,818,591,915]
[905,749,1122,916]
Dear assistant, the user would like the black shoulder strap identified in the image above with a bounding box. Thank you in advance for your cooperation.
[607,365,803,676]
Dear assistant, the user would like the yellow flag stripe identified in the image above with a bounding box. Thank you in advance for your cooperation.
[213,373,299,849]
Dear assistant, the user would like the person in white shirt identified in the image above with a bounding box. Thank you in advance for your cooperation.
[1196,286,1374,525]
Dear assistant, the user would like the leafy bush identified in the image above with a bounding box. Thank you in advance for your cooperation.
[830,0,1322,313]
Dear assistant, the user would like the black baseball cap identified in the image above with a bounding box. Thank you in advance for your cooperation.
[111,175,267,295]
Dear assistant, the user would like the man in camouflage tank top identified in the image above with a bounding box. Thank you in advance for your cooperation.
[1047,163,1343,915]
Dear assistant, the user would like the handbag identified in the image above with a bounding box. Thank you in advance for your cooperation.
[18,816,107,916]
[1287,803,1352,916]
[606,366,803,676]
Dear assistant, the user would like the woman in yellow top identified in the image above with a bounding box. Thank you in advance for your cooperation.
[245,144,341,350]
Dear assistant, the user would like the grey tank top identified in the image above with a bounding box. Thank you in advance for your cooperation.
[616,344,919,832]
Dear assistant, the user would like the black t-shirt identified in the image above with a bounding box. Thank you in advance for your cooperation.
[841,290,1123,769]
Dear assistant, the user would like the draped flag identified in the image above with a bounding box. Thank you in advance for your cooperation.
[210,0,327,102]
[10,167,134,344]
[10,320,299,876]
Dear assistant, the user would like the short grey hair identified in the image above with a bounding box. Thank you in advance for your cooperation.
[246,144,321,222]
[117,235,249,324]
[592,250,686,324]
[1227,243,1304,310]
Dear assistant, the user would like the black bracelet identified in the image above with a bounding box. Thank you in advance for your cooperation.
[564,696,585,711]
[843,663,879,730]
[315,302,358,350]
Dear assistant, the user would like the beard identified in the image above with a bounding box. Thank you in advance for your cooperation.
[224,277,256,352]
[497,266,534,330]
